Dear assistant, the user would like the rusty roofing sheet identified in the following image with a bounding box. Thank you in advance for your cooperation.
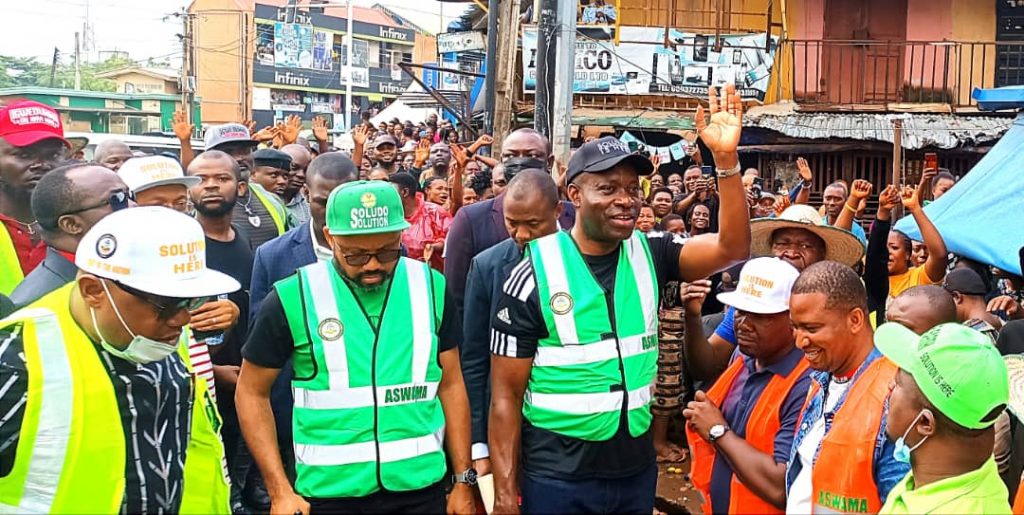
[744,112,1013,150]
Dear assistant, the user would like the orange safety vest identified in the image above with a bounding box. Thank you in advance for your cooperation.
[686,355,811,515]
[1012,482,1024,513]
[796,356,897,515]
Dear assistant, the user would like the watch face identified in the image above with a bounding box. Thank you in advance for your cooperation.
[710,425,726,439]
[466,468,478,484]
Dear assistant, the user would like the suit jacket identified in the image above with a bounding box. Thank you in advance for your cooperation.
[249,221,317,328]
[10,247,77,308]
[444,193,575,324]
[462,238,523,458]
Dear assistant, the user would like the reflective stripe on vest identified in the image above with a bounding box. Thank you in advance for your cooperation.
[797,357,897,514]
[0,226,24,296]
[525,231,659,441]
[250,183,286,234]
[0,284,229,514]
[686,355,810,514]
[278,258,447,498]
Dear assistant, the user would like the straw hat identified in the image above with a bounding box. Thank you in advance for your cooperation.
[749,204,865,267]
[1005,354,1024,422]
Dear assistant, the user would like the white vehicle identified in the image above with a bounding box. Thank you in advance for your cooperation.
[66,132,205,161]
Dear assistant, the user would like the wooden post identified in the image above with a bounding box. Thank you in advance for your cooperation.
[492,0,522,156]
[892,117,903,218]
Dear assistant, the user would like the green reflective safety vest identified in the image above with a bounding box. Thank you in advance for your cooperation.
[0,225,24,296]
[249,182,290,234]
[276,258,447,499]
[524,230,660,441]
[0,283,230,514]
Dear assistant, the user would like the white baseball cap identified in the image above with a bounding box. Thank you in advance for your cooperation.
[716,257,800,314]
[76,206,240,298]
[119,155,200,195]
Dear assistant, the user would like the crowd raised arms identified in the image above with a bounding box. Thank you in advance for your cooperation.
[0,78,1021,515]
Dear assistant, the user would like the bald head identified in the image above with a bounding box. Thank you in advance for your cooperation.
[501,128,551,164]
[506,169,558,209]
[281,144,312,171]
[886,285,957,335]
[306,152,358,183]
[94,139,133,172]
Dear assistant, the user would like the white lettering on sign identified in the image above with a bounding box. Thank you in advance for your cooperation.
[8,107,60,128]
[437,31,486,54]
[379,27,408,41]
[274,71,311,87]
[378,82,404,95]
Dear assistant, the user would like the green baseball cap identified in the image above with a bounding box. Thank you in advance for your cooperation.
[875,322,1008,429]
[326,180,410,236]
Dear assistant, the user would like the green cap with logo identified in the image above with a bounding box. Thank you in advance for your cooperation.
[875,322,1009,429]
[326,180,410,236]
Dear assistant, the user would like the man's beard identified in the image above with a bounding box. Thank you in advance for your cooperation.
[194,195,238,217]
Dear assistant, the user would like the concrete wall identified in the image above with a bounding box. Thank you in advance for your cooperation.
[111,72,175,95]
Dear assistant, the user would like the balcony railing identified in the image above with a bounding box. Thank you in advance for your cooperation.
[782,39,1024,109]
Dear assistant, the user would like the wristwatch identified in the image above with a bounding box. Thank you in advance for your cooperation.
[708,424,730,443]
[454,468,478,486]
[716,163,741,178]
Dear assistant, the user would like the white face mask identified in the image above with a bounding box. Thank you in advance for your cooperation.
[89,279,181,365]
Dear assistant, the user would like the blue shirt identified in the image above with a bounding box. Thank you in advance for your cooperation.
[823,215,868,247]
[714,306,738,345]
[785,348,909,503]
[710,346,812,512]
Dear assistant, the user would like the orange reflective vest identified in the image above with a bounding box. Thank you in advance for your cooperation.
[686,355,810,514]
[796,357,897,514]
[1013,482,1024,513]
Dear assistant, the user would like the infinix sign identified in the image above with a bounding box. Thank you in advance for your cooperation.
[274,72,311,87]
[380,27,408,41]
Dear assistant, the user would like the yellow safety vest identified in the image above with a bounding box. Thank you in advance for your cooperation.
[249,183,288,235]
[0,225,24,296]
[0,283,230,514]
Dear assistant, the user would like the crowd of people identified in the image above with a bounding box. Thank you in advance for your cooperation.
[0,80,1021,515]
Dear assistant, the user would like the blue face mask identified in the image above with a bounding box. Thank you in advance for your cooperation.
[893,409,929,464]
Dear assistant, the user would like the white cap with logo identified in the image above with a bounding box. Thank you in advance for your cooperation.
[76,207,241,298]
[716,257,800,314]
[119,155,200,195]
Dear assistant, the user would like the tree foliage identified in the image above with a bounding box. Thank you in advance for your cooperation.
[0,54,140,92]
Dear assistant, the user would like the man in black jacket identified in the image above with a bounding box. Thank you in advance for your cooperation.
[10,163,129,307]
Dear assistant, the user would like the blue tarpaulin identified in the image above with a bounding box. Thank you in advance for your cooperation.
[894,111,1024,276]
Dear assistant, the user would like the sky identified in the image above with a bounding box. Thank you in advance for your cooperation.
[0,0,466,66]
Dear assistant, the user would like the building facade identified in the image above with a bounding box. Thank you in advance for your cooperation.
[0,87,199,135]
[190,0,436,130]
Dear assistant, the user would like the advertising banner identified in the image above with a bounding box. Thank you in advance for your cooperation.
[340,39,370,88]
[274,23,314,69]
[312,30,333,71]
[522,27,778,102]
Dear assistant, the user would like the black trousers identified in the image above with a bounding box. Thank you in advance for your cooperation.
[306,481,446,514]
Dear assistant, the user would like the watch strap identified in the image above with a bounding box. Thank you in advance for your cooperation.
[716,164,741,179]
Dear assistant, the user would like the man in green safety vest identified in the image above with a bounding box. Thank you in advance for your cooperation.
[489,84,752,514]
[237,180,475,514]
[0,206,239,513]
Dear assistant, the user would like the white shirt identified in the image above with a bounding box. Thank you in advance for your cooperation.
[310,222,333,262]
[786,377,852,514]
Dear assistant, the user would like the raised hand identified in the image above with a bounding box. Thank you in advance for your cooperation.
[252,125,278,143]
[900,184,922,212]
[351,124,369,146]
[312,116,329,142]
[695,84,743,157]
[475,134,494,147]
[280,114,302,145]
[650,153,661,173]
[414,139,431,168]
[796,157,813,182]
[172,110,194,142]
[849,179,873,202]
[774,194,791,216]
[680,280,712,317]
[242,119,257,134]
[450,144,469,169]
[878,184,900,211]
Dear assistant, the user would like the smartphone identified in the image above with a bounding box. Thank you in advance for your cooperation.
[701,165,714,177]
[924,152,938,171]
[752,177,763,197]
[419,130,428,138]
[627,140,639,153]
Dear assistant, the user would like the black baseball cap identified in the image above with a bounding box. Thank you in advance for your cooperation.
[566,136,654,185]
[373,135,398,148]
[943,268,988,296]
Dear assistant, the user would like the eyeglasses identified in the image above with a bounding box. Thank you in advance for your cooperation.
[61,189,131,217]
[340,249,402,266]
[115,281,209,320]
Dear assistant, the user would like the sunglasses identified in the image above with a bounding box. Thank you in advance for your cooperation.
[340,249,402,266]
[115,281,209,320]
[61,189,131,217]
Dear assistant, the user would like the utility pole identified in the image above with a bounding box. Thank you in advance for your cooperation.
[345,0,353,130]
[532,0,574,163]
[483,0,498,140]
[533,0,556,138]
[49,47,59,88]
[892,117,904,219]
[491,0,522,156]
[74,32,81,90]
[180,10,197,135]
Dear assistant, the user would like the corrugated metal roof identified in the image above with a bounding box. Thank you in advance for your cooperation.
[744,111,1012,150]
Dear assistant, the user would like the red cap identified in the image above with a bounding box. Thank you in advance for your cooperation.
[0,101,69,148]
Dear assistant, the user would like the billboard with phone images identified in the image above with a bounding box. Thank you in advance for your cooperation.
[522,26,778,102]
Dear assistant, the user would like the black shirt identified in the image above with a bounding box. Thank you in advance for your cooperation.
[232,190,280,251]
[490,232,686,479]
[243,268,461,369]
[203,227,254,368]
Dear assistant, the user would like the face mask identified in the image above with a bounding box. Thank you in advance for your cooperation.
[893,409,930,464]
[90,279,181,365]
